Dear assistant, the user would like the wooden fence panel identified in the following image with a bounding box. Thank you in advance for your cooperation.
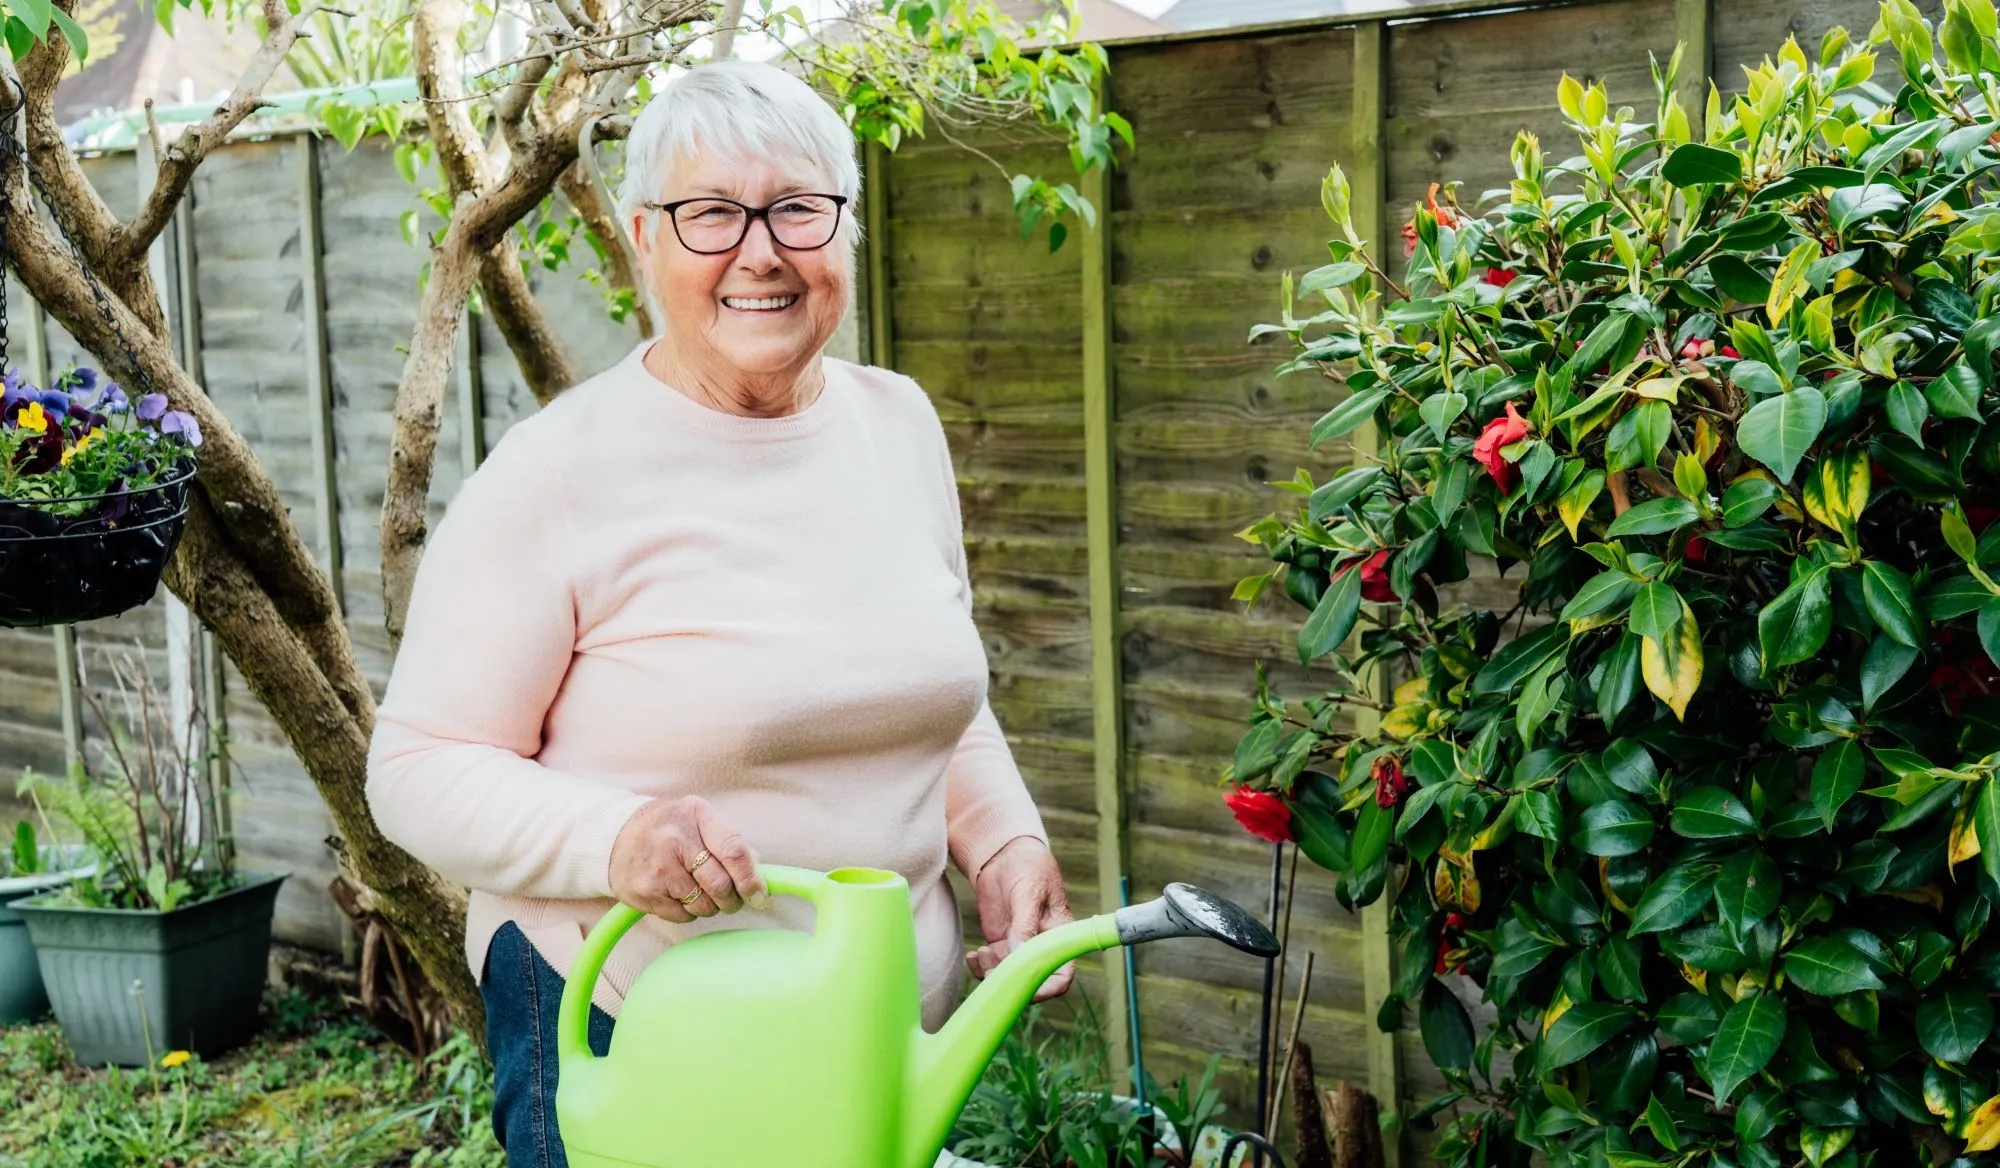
[190,136,348,950]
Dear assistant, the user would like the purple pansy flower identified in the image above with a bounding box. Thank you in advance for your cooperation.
[35,388,70,416]
[136,393,169,422]
[98,383,128,413]
[66,368,99,398]
[0,385,27,426]
[159,410,202,448]
[3,367,23,394]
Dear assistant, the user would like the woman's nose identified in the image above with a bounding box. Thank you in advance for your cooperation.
[734,216,784,270]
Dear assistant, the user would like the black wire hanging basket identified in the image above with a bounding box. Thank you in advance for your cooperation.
[0,79,200,628]
[0,460,194,627]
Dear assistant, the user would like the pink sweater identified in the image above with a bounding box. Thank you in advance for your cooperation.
[366,342,1048,1028]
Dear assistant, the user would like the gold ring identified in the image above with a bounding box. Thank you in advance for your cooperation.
[688,849,712,873]
[677,887,704,907]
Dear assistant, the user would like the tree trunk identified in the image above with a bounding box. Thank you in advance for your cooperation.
[0,140,488,1033]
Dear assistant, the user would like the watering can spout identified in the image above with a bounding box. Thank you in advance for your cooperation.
[902,884,1279,1168]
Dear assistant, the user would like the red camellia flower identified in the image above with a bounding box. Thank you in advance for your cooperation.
[1966,503,2000,534]
[1337,548,1398,603]
[1472,402,1532,491]
[1482,266,1516,288]
[1224,786,1293,843]
[1400,183,1459,258]
[1679,338,1714,360]
[1719,344,1741,359]
[1685,535,1710,564]
[1372,754,1410,809]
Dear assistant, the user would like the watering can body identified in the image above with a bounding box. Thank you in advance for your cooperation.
[556,863,1278,1168]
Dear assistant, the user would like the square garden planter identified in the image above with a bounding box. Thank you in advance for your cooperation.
[12,870,286,1065]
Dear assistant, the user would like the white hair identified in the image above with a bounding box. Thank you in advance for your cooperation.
[616,60,862,249]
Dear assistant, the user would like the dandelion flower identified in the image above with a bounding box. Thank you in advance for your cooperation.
[161,1050,191,1068]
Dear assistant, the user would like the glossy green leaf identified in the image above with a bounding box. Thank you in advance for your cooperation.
[1627,583,1682,640]
[1715,850,1780,937]
[1861,560,1922,648]
[1309,388,1390,448]
[1721,477,1780,527]
[1308,467,1383,523]
[1784,936,1888,995]
[1737,388,1827,483]
[1607,497,1700,538]
[1418,392,1467,440]
[1886,381,1931,443]
[1662,142,1744,185]
[1628,862,1718,934]
[1758,566,1832,670]
[1419,978,1476,1070]
[1672,785,1757,838]
[1811,739,1864,829]
[1860,635,1919,711]
[1297,565,1362,663]
[1541,1002,1636,1070]
[1572,799,1656,857]
[1561,570,1640,623]
[1707,993,1786,1103]
[1916,984,1993,1063]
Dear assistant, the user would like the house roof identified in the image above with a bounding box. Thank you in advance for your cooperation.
[54,7,276,128]
[1154,0,1439,32]
[994,0,1175,41]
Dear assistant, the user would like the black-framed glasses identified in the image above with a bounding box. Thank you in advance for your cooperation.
[644,194,849,254]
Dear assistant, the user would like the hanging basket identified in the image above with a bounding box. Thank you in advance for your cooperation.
[0,461,194,627]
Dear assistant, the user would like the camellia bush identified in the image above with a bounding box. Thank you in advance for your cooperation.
[1226,3,2000,1165]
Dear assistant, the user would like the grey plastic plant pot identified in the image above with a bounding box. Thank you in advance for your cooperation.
[0,848,95,1025]
[12,871,286,1065]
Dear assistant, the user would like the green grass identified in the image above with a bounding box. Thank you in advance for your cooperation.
[0,989,504,1168]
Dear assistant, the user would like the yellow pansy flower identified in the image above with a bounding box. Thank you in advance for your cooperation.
[160,1049,191,1068]
[61,429,97,465]
[17,401,47,433]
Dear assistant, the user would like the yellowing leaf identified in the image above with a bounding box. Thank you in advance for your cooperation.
[1559,468,1606,540]
[1641,596,1703,720]
[1953,803,1984,869]
[1633,376,1682,401]
[1598,855,1635,913]
[1885,882,1945,911]
[1766,239,1821,325]
[1694,418,1721,465]
[1542,989,1574,1036]
[1965,1093,2000,1153]
[1803,293,1836,351]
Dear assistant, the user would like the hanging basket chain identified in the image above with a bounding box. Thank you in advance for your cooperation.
[0,77,153,398]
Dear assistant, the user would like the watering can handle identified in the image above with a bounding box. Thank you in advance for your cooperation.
[556,864,832,1064]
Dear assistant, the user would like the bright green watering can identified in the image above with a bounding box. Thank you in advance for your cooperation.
[557,864,1279,1168]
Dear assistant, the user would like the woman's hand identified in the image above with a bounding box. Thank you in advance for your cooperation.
[967,837,1075,1002]
[609,796,767,923]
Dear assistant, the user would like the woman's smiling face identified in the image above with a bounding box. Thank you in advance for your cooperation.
[634,146,852,385]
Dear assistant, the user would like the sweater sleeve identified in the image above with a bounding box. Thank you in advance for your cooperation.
[366,434,651,900]
[924,397,1049,881]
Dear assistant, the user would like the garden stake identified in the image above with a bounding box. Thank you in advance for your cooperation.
[1266,843,1300,1121]
[1254,839,1283,1133]
[1119,874,1146,1115]
[1272,951,1315,1135]
[554,864,1279,1168]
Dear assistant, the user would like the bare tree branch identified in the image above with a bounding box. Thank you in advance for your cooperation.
[115,0,352,268]
[559,152,653,336]
[710,0,746,59]
[381,120,594,645]
[417,0,579,405]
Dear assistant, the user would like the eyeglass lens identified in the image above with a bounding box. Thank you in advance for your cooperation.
[673,196,841,253]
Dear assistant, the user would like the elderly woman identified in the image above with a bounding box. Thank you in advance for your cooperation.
[366,59,1074,1168]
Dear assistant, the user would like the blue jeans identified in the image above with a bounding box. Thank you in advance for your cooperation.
[482,922,616,1168]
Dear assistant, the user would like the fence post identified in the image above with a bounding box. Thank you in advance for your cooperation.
[1080,75,1131,1084]
[173,172,232,834]
[1349,21,1403,1166]
[863,139,894,369]
[21,296,83,766]
[296,133,345,613]
[1674,0,1713,136]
